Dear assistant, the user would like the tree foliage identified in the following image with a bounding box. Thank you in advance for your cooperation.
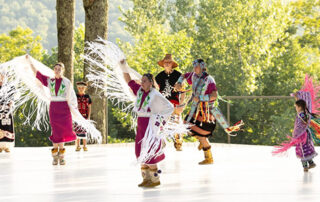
[1,0,320,146]
[0,0,132,50]
[118,0,320,145]
[0,26,43,62]
[0,27,50,146]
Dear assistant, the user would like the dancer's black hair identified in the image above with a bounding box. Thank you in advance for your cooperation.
[195,58,205,64]
[142,73,155,88]
[295,99,318,118]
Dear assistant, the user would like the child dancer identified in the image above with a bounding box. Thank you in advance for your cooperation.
[273,75,320,172]
[294,99,317,171]
[74,82,92,152]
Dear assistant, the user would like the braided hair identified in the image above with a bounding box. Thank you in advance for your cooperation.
[295,99,318,118]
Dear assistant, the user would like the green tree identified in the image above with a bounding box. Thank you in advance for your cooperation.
[0,26,43,62]
[291,0,320,49]
[194,0,291,95]
[119,25,194,75]
[118,0,320,146]
[290,0,320,78]
[166,0,196,35]
[0,0,132,50]
[119,0,166,37]
[73,24,85,82]
[0,27,50,146]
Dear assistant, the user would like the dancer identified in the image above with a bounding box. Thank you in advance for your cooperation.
[74,81,92,152]
[175,59,217,164]
[273,75,320,172]
[0,73,15,152]
[294,99,317,171]
[27,55,77,165]
[120,59,174,187]
[0,55,101,159]
[175,59,244,164]
[155,54,185,151]
[84,39,188,187]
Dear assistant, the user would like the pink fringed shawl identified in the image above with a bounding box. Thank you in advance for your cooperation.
[272,75,320,155]
[300,75,320,114]
[272,112,309,155]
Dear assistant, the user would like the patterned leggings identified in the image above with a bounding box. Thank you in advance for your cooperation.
[302,159,315,168]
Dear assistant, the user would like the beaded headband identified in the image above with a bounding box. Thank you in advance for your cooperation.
[192,59,206,69]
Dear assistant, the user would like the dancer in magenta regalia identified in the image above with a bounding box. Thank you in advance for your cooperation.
[120,59,174,187]
[27,55,77,165]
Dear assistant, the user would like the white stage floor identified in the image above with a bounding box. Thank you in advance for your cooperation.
[0,143,319,202]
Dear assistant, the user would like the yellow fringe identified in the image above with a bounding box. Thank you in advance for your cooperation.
[195,103,200,121]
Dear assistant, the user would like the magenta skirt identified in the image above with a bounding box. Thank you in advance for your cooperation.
[49,101,76,143]
[136,117,165,164]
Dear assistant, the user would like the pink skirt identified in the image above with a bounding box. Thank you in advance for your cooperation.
[136,117,165,164]
[49,101,76,143]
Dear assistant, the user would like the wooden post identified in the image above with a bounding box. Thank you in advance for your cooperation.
[83,0,109,144]
[56,0,75,84]
[105,100,108,144]
[227,101,231,144]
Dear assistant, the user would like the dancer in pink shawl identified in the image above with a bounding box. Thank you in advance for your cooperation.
[273,75,319,172]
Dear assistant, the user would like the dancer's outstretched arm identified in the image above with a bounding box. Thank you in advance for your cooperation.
[26,55,49,87]
[174,72,192,91]
[25,55,37,75]
[119,59,131,84]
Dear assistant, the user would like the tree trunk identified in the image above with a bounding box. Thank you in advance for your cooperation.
[83,0,109,143]
[56,0,75,83]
